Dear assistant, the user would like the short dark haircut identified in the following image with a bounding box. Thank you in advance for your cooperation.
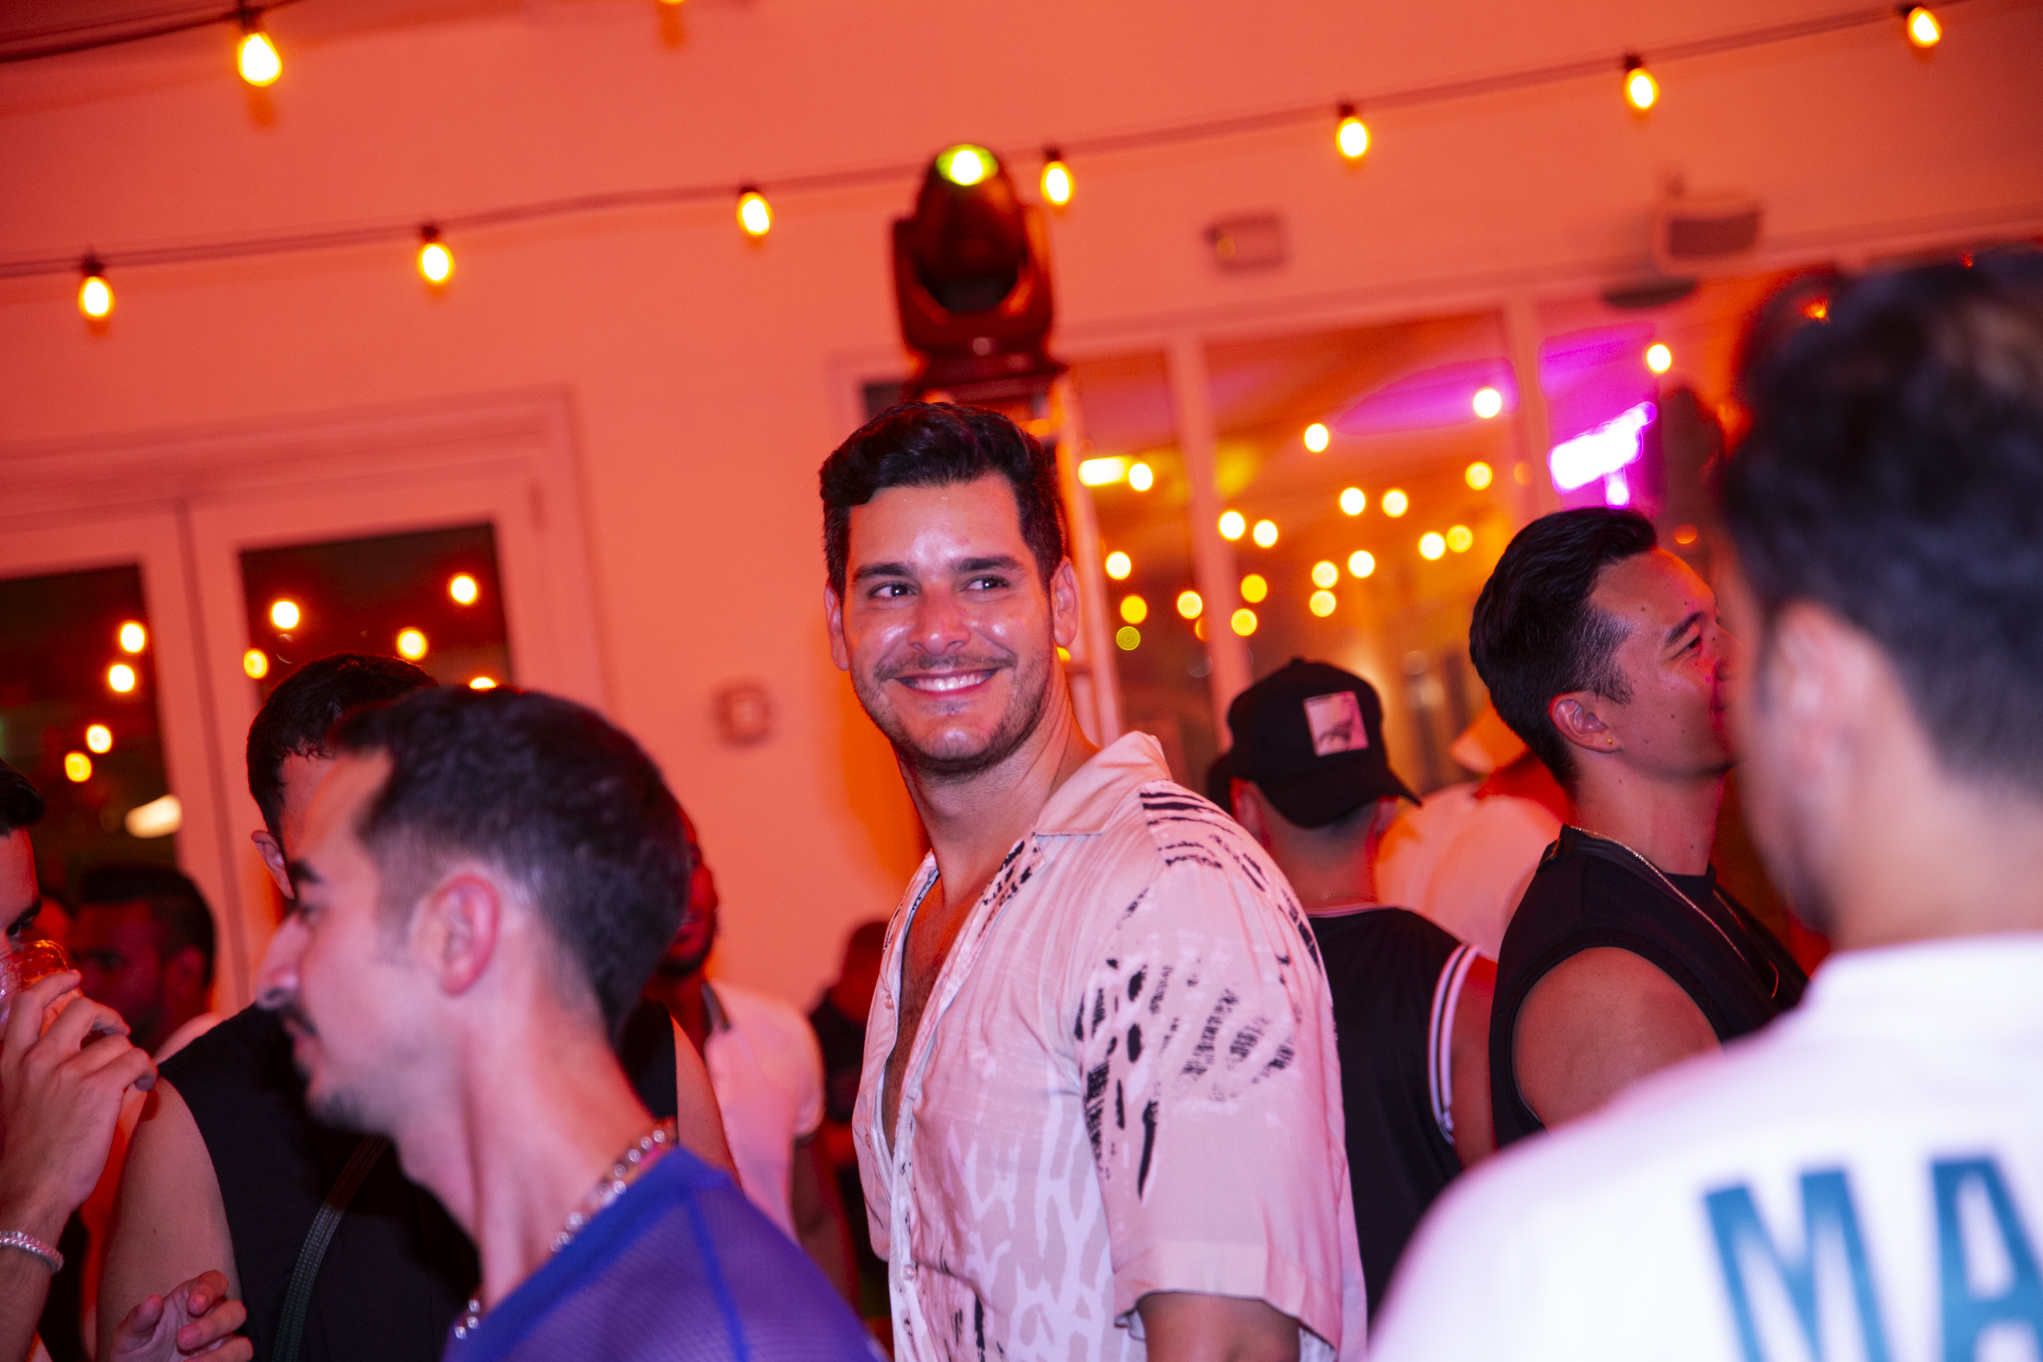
[0,761,43,837]
[77,863,217,986]
[1469,508,1659,789]
[248,654,435,841]
[332,687,691,1035]
[819,401,1068,595]
[1724,254,2043,797]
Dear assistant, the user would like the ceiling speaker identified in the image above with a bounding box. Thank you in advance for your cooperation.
[1652,192,1763,276]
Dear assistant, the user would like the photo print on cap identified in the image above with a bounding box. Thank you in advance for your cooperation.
[1304,691,1367,756]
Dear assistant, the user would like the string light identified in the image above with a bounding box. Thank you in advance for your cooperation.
[1120,595,1149,624]
[1472,387,1503,419]
[243,648,269,679]
[78,255,112,321]
[118,621,147,653]
[1079,456,1129,486]
[236,7,282,88]
[1339,487,1366,516]
[1624,55,1658,111]
[737,188,772,238]
[1447,525,1474,553]
[1311,561,1339,589]
[1116,626,1141,650]
[1348,550,1376,578]
[108,663,137,693]
[1127,462,1154,491]
[1645,342,1673,373]
[397,627,428,660]
[1218,511,1246,540]
[1241,573,1269,604]
[1041,148,1072,207]
[1336,103,1369,159]
[1104,551,1133,580]
[937,145,993,187]
[1382,489,1409,518]
[1304,423,1331,453]
[1176,590,1203,619]
[1309,590,1338,617]
[1904,5,1941,47]
[1252,519,1279,548]
[418,225,453,287]
[469,676,498,690]
[1419,532,1447,560]
[1465,461,1494,490]
[1231,608,1258,637]
[270,599,300,630]
[65,752,93,783]
[449,573,480,604]
[86,724,114,754]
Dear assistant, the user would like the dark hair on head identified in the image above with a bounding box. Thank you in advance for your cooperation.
[247,654,436,842]
[77,864,217,986]
[1724,253,2043,797]
[0,761,43,838]
[1469,508,1659,789]
[332,687,691,1035]
[819,401,1068,595]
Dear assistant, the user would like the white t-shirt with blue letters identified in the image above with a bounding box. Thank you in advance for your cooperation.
[1370,936,2043,1362]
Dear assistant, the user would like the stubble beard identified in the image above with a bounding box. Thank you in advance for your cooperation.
[855,639,1056,784]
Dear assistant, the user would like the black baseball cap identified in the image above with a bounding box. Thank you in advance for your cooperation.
[1210,658,1417,828]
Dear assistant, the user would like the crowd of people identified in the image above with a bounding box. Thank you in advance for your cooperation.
[0,255,2037,1361]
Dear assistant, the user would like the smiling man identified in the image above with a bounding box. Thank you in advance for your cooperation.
[1468,508,1805,1149]
[820,402,1364,1362]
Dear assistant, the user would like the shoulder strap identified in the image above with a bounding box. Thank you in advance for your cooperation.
[273,1133,388,1362]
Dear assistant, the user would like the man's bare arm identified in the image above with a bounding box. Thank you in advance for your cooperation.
[1136,1293,1301,1362]
[669,1019,736,1176]
[789,1133,855,1303]
[97,1079,236,1359]
[1448,956,1497,1167]
[1512,946,1717,1131]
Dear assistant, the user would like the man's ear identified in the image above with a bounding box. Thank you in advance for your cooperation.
[1550,693,1618,757]
[1050,558,1081,650]
[252,829,293,900]
[1229,779,1268,843]
[824,584,850,672]
[415,872,502,999]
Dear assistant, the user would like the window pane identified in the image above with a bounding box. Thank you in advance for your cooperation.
[1070,351,1219,788]
[239,524,512,697]
[1205,313,1520,793]
[0,565,179,897]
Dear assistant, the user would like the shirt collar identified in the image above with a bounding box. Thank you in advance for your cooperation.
[1032,731,1172,837]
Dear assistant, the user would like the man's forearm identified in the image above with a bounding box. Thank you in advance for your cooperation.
[0,1246,56,1362]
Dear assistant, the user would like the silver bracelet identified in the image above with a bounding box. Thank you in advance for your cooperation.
[0,1230,62,1273]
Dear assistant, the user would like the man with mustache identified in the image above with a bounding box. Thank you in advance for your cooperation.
[820,403,1364,1361]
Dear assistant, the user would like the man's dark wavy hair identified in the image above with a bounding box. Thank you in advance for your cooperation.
[819,401,1068,596]
[1724,252,2043,796]
[1469,508,1659,790]
[0,760,43,838]
[247,653,435,842]
[331,686,691,1036]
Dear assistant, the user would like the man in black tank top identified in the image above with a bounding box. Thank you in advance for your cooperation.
[100,656,733,1362]
[1469,510,1805,1150]
[1211,660,1496,1314]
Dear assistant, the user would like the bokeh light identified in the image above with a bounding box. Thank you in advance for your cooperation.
[1240,573,1269,604]
[64,752,93,783]
[1446,525,1474,553]
[1419,532,1447,560]
[469,676,498,690]
[1465,461,1494,490]
[397,628,429,660]
[1382,489,1409,517]
[1311,560,1338,588]
[1120,595,1148,625]
[1218,511,1246,540]
[1472,387,1503,419]
[1646,342,1673,374]
[1116,626,1141,651]
[1309,591,1338,618]
[1348,550,1376,578]
[244,649,269,679]
[85,724,113,754]
[1127,462,1154,491]
[1339,487,1366,516]
[1252,519,1279,548]
[1104,551,1133,580]
[1230,608,1258,637]
[118,621,147,653]
[1303,423,1330,453]
[449,573,480,605]
[270,599,300,630]
[1176,590,1203,619]
[107,663,136,693]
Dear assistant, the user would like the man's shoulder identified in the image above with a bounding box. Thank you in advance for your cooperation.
[158,1001,291,1094]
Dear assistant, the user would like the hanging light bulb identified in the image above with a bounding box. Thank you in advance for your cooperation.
[737,187,772,237]
[417,225,453,287]
[1336,103,1369,159]
[236,6,282,88]
[1040,147,1073,208]
[1904,5,1941,47]
[1623,55,1658,111]
[78,254,112,321]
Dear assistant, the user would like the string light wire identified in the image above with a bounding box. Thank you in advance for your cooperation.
[0,0,1983,283]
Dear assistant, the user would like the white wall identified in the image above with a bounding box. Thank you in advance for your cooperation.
[3,0,2039,1006]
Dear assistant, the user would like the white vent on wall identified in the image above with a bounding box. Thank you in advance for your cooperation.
[1206,213,1288,272]
[1653,192,1763,276]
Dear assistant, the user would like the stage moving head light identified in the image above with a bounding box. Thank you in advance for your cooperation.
[893,143,1063,400]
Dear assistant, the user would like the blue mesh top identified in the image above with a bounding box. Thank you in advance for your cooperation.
[442,1145,879,1362]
